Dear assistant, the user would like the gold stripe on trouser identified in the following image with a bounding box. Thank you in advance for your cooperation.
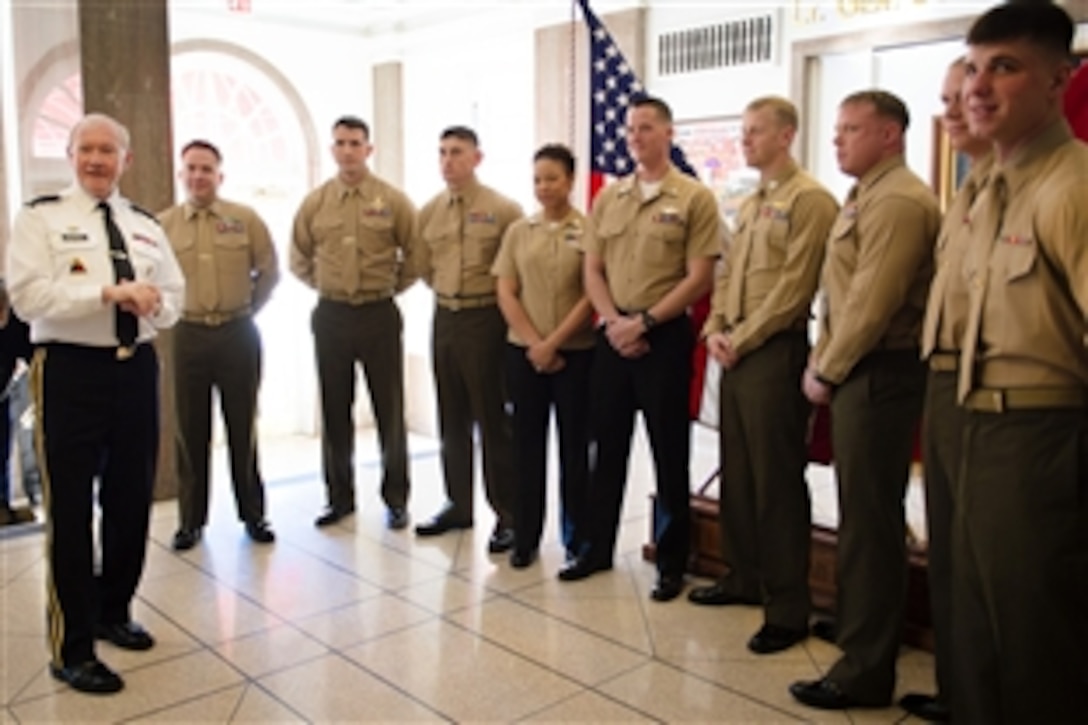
[29,348,63,666]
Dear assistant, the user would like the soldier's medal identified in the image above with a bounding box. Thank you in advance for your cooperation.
[216,217,245,234]
[364,197,391,218]
[467,210,497,224]
[655,206,683,226]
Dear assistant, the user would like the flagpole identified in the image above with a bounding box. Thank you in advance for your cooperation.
[569,0,577,152]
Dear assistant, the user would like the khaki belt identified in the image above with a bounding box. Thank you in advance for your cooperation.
[437,293,497,311]
[928,351,959,372]
[181,308,251,327]
[964,386,1088,413]
[323,290,393,305]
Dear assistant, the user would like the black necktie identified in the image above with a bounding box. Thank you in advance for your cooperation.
[98,201,138,348]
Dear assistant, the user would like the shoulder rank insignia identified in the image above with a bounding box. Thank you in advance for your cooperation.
[26,195,61,208]
[129,203,162,225]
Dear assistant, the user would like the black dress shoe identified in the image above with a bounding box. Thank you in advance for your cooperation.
[386,507,409,530]
[0,504,35,526]
[899,693,951,722]
[558,555,611,581]
[650,574,685,602]
[245,520,276,544]
[171,527,202,551]
[509,549,537,569]
[488,526,515,553]
[747,624,808,654]
[414,512,473,537]
[789,678,859,710]
[810,618,836,644]
[687,581,759,607]
[50,659,124,694]
[95,621,155,651]
[315,506,355,528]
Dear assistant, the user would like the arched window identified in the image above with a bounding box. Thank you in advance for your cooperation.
[28,49,320,436]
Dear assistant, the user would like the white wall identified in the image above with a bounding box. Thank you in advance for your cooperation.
[876,38,966,185]
[647,5,789,121]
[808,50,873,202]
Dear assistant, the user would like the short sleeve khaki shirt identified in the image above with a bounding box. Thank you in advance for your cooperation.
[491,209,594,350]
[582,165,720,311]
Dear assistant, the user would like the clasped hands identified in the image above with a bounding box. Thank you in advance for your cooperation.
[603,315,650,359]
[526,339,565,374]
[103,279,162,317]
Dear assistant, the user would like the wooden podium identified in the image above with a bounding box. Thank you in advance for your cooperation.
[643,489,935,652]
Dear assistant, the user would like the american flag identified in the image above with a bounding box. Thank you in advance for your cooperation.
[578,0,707,420]
[579,0,696,203]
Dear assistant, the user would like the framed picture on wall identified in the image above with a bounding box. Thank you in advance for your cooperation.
[931,115,970,212]
[673,116,759,228]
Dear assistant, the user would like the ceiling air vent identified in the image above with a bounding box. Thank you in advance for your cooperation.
[658,15,774,76]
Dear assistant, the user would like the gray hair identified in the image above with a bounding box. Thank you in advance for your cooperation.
[68,113,131,153]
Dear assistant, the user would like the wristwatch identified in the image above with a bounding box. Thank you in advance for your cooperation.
[640,310,657,331]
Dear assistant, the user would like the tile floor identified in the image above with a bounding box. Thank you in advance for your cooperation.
[1,425,934,723]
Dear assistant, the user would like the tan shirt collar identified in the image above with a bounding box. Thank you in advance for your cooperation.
[184,198,223,220]
[759,159,800,196]
[998,119,1073,197]
[855,154,906,195]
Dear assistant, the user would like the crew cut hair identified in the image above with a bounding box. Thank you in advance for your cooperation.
[967,2,1074,60]
[842,90,910,131]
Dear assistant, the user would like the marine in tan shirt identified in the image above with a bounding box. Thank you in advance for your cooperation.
[491,143,594,568]
[414,126,523,554]
[791,91,939,712]
[491,210,594,351]
[703,168,836,355]
[416,181,522,302]
[900,57,996,722]
[960,121,1088,394]
[808,152,939,386]
[950,6,1088,720]
[559,96,720,603]
[290,172,417,300]
[582,165,720,316]
[689,97,837,657]
[905,56,993,724]
[161,199,278,320]
[158,139,279,551]
[289,116,416,531]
